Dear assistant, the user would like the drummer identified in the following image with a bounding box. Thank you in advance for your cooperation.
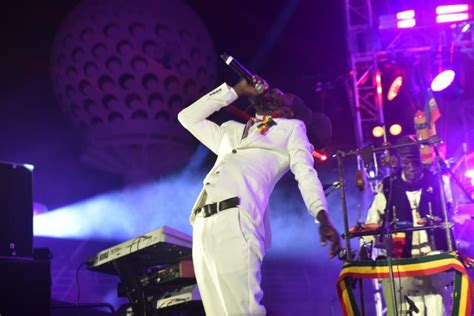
[361,135,452,316]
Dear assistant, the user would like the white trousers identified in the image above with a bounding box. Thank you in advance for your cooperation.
[192,207,266,316]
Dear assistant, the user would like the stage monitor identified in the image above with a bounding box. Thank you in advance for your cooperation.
[0,161,33,259]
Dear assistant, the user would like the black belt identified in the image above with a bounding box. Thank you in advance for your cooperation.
[195,197,240,218]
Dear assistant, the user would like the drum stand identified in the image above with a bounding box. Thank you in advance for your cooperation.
[380,203,399,316]
[336,138,455,316]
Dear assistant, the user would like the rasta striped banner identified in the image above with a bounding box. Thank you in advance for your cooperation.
[336,252,473,316]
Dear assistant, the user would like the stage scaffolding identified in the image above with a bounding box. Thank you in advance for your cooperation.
[344,0,474,146]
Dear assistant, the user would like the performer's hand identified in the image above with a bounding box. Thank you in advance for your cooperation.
[317,210,341,258]
[233,75,269,97]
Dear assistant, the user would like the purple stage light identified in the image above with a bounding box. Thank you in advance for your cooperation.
[437,13,471,23]
[397,19,416,29]
[396,10,415,20]
[431,70,456,92]
[436,4,472,23]
[397,19,416,28]
[396,9,416,29]
[436,4,470,15]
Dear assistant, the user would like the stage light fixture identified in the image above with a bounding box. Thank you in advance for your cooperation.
[465,169,474,186]
[397,19,417,28]
[396,10,415,20]
[436,4,471,15]
[396,9,416,29]
[372,126,385,138]
[436,4,472,23]
[437,13,471,23]
[461,23,471,32]
[431,70,456,91]
[368,170,376,179]
[387,76,403,101]
[389,124,402,136]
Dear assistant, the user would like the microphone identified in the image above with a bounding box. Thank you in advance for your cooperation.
[323,181,341,191]
[220,52,263,90]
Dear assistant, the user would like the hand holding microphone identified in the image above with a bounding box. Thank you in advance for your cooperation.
[220,52,269,96]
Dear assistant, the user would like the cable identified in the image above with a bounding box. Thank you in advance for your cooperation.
[75,261,88,316]
[383,173,403,315]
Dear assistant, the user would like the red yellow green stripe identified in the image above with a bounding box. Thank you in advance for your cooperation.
[337,252,473,316]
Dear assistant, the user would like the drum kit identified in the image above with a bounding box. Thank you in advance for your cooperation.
[333,137,474,315]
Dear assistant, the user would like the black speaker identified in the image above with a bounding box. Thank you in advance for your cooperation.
[0,248,51,316]
[0,161,33,259]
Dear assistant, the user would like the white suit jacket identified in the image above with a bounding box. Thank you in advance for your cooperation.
[178,83,328,248]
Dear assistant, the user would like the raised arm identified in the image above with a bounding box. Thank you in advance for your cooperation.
[178,83,238,154]
[178,78,268,154]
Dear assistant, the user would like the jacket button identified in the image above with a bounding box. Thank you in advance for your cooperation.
[215,171,220,174]
[205,182,210,185]
[232,149,237,153]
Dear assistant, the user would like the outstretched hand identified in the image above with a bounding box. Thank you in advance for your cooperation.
[232,75,269,97]
[317,210,341,258]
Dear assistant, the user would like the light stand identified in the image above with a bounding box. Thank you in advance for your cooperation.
[432,143,455,251]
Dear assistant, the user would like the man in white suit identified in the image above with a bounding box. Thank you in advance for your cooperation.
[178,77,340,316]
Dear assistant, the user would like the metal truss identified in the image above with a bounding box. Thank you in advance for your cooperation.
[345,0,474,146]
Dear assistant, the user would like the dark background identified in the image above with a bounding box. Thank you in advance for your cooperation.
[1,0,351,209]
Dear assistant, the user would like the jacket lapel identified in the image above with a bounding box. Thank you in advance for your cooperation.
[239,126,264,147]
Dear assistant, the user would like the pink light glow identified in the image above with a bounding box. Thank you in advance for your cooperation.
[387,76,403,101]
[312,150,328,162]
[376,73,382,95]
[436,4,470,15]
[436,13,471,23]
[431,70,456,91]
[396,10,415,20]
[397,19,416,28]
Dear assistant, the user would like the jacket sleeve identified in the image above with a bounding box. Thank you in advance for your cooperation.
[360,186,387,246]
[365,190,386,225]
[177,83,238,154]
[287,120,328,220]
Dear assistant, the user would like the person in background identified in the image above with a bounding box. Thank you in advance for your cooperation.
[362,135,452,315]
